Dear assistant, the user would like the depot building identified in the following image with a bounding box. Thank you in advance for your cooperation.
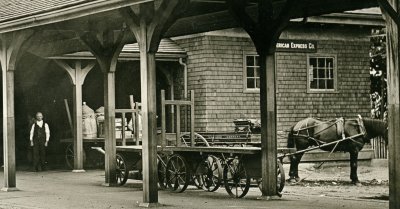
[0,8,383,165]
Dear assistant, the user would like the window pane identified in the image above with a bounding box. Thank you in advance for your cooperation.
[246,56,254,66]
[310,58,317,67]
[326,58,334,69]
[329,68,334,79]
[327,80,334,89]
[247,67,254,77]
[255,67,260,77]
[255,56,260,66]
[310,80,317,89]
[247,78,255,88]
[313,68,317,79]
[318,69,325,79]
[319,79,326,89]
[255,78,260,88]
[318,58,326,68]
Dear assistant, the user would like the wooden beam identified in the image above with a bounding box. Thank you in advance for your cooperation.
[0,30,33,192]
[120,0,189,205]
[227,0,296,198]
[54,60,95,172]
[380,1,400,208]
[78,29,125,186]
[190,90,195,147]
[161,90,166,147]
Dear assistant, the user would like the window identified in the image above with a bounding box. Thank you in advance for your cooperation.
[308,56,337,92]
[244,55,260,91]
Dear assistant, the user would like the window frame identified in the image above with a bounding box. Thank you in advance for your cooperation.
[306,54,338,93]
[243,53,261,93]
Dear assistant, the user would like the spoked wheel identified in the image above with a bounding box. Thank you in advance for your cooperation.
[165,154,190,192]
[116,153,128,186]
[65,143,86,170]
[198,155,222,192]
[257,160,286,197]
[157,154,168,189]
[193,174,204,189]
[223,158,250,198]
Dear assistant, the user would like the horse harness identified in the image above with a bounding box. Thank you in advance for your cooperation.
[292,115,367,151]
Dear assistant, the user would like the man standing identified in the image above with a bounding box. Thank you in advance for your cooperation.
[30,112,50,171]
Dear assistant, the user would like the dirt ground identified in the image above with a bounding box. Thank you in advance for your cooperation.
[280,163,389,201]
[0,163,390,209]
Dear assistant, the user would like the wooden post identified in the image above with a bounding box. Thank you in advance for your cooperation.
[161,90,166,147]
[120,1,189,205]
[176,105,181,146]
[170,85,175,133]
[378,0,400,208]
[73,81,84,171]
[138,27,159,204]
[121,112,126,145]
[78,28,125,186]
[129,95,137,144]
[190,90,195,147]
[54,60,95,172]
[0,31,33,192]
[103,71,116,185]
[259,53,277,196]
[227,0,296,197]
[135,102,140,145]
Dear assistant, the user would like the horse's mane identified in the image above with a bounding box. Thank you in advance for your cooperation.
[362,118,386,128]
[362,118,387,138]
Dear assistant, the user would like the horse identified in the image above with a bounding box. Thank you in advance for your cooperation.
[287,116,387,185]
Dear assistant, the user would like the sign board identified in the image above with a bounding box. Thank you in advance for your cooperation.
[276,40,317,53]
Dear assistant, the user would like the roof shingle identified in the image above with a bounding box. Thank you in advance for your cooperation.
[0,0,95,23]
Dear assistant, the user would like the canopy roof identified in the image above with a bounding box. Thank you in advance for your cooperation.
[49,38,187,61]
[0,0,380,58]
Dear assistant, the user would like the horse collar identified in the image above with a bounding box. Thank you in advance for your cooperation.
[357,115,368,138]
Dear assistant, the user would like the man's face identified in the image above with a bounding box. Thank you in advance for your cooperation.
[36,113,43,121]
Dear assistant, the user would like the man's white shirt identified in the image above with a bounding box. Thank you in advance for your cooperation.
[29,120,50,142]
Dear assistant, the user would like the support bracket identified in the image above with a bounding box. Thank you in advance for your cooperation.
[54,60,95,85]
[226,0,296,55]
[378,0,400,26]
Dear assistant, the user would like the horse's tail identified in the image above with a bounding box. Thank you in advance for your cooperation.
[287,126,296,148]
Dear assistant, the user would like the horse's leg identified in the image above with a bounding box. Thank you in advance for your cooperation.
[289,152,304,183]
[349,151,361,186]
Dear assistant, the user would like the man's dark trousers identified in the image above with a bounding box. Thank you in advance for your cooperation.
[32,123,46,171]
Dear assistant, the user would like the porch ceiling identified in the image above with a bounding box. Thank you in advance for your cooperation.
[0,0,379,57]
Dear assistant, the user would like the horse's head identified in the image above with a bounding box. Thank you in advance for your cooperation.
[362,118,388,143]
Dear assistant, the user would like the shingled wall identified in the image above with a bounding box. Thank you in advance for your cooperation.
[174,25,372,147]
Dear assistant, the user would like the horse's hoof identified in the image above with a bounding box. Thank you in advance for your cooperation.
[352,182,362,186]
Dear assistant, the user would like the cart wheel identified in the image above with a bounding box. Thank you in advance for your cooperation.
[193,174,204,189]
[223,158,250,198]
[116,153,128,186]
[157,154,167,189]
[165,154,190,193]
[199,155,222,192]
[257,160,286,197]
[65,143,86,170]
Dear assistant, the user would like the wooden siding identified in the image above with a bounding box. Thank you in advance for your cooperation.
[174,26,372,147]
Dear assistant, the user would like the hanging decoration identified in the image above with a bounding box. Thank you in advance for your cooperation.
[370,28,387,121]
